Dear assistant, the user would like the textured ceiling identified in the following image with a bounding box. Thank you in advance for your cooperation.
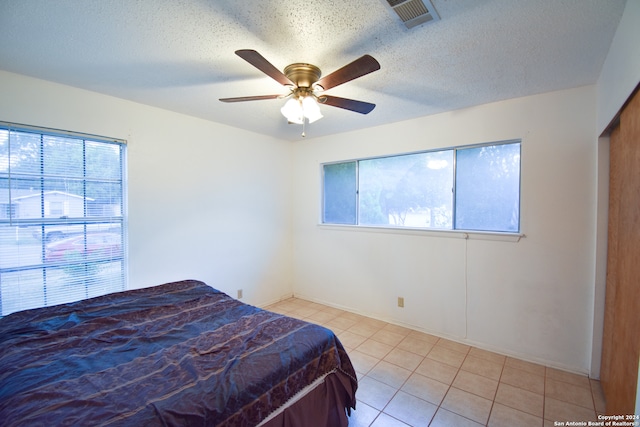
[0,0,627,141]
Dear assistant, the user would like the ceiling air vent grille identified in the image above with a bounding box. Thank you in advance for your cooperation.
[383,0,440,29]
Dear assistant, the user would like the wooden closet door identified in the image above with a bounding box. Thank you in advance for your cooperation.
[601,87,640,415]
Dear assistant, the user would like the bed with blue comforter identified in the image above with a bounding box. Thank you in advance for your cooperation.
[0,280,357,426]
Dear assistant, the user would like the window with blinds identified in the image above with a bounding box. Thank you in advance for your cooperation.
[0,122,126,316]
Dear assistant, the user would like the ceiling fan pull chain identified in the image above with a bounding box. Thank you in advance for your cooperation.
[301,117,306,137]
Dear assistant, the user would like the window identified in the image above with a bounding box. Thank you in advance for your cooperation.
[323,161,357,224]
[322,141,521,233]
[0,122,126,316]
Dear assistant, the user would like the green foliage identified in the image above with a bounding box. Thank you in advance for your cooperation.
[62,250,102,281]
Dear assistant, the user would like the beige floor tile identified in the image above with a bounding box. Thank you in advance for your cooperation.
[461,355,504,381]
[285,311,309,321]
[265,306,289,315]
[319,305,345,316]
[500,365,545,395]
[590,379,606,414]
[416,357,459,385]
[337,330,369,349]
[407,330,440,344]
[268,301,297,313]
[452,370,499,400]
[545,378,595,409]
[338,311,369,322]
[367,360,412,389]
[362,317,389,329]
[401,372,450,405]
[326,326,345,335]
[436,338,471,354]
[371,329,406,347]
[441,387,493,425]
[357,376,398,410]
[468,347,507,365]
[286,301,312,312]
[370,413,411,427]
[325,316,358,331]
[546,367,591,388]
[544,397,597,423]
[427,345,467,368]
[430,408,485,427]
[349,321,385,338]
[488,403,543,427]
[357,339,395,359]
[383,347,424,371]
[382,323,412,336]
[305,309,337,324]
[383,391,438,426]
[494,382,544,417]
[397,335,436,357]
[304,301,328,310]
[348,400,380,427]
[348,349,380,376]
[310,319,335,328]
[505,357,546,376]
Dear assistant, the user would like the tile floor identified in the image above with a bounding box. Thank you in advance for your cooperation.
[265,297,606,427]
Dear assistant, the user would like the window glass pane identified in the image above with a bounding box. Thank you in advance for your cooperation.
[1,130,41,175]
[323,162,356,224]
[359,151,453,228]
[43,135,84,177]
[85,141,122,180]
[455,143,521,232]
[86,182,122,217]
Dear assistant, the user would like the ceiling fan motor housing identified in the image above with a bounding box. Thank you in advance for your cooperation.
[283,63,322,88]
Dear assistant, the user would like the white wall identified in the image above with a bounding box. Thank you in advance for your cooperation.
[0,70,294,306]
[291,85,597,374]
[596,0,640,134]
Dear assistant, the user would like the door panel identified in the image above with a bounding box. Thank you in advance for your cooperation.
[601,87,640,415]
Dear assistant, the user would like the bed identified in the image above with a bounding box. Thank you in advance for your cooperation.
[0,280,357,426]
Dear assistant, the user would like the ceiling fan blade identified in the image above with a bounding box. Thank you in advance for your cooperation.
[219,94,282,103]
[315,55,380,91]
[321,95,376,114]
[235,49,294,86]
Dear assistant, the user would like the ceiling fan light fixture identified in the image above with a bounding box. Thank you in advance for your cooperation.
[280,94,323,124]
[280,98,304,124]
[302,95,323,123]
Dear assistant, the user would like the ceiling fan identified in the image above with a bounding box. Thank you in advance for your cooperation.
[219,49,380,135]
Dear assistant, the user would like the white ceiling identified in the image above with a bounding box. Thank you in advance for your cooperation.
[0,0,627,141]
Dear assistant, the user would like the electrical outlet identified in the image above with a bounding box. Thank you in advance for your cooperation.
[397,297,404,308]
[237,289,243,299]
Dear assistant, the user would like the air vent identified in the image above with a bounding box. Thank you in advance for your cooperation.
[383,0,440,29]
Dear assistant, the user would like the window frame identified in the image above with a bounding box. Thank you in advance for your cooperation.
[320,139,523,240]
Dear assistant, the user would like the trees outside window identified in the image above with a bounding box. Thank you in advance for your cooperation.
[322,141,520,233]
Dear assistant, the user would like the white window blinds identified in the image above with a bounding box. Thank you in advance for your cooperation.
[0,122,126,316]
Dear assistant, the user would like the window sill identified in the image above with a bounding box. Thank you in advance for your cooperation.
[317,224,524,242]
